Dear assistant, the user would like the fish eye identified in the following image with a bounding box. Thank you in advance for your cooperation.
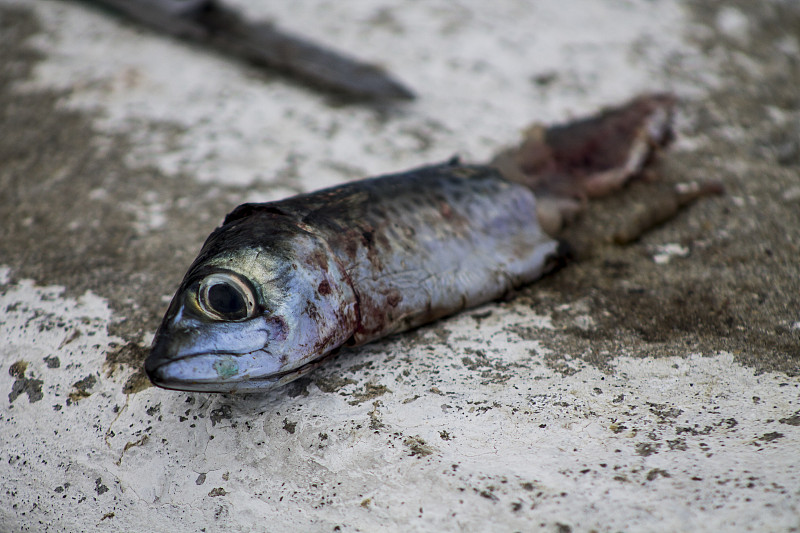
[197,273,256,321]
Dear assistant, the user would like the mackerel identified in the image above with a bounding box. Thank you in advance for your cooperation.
[146,94,691,393]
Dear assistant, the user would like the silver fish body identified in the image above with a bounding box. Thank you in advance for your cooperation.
[146,162,559,392]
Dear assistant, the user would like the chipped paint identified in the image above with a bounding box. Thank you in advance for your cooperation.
[652,243,690,264]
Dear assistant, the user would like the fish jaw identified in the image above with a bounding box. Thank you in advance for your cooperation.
[145,310,286,392]
[146,348,337,393]
[146,352,281,393]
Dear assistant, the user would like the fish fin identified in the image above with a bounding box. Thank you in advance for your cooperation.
[222,203,288,226]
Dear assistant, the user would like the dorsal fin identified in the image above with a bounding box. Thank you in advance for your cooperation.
[222,203,288,226]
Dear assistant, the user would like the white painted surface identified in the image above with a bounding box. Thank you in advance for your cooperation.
[2,274,798,531]
[2,1,798,531]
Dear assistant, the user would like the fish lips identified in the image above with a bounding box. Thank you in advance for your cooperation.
[145,350,283,393]
[146,313,284,393]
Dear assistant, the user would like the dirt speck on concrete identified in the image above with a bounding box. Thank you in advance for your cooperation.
[8,360,44,404]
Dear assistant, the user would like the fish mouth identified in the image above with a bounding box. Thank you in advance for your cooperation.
[145,311,279,392]
[145,350,331,393]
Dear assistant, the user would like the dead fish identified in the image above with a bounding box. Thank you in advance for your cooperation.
[146,94,704,393]
[146,163,562,392]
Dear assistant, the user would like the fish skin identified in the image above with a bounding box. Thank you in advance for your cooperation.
[491,93,677,234]
[146,162,558,392]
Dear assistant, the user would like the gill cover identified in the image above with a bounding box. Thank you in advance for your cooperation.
[145,211,358,393]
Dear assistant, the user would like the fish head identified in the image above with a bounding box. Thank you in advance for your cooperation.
[146,213,358,393]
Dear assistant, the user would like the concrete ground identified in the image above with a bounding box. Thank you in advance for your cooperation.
[1,0,798,531]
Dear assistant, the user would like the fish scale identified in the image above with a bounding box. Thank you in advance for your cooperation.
[308,163,560,344]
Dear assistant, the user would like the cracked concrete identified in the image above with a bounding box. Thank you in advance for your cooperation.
[1,0,798,531]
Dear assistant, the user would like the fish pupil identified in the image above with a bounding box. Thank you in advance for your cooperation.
[207,283,246,319]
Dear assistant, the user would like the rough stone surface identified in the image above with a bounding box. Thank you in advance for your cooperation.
[1,1,798,531]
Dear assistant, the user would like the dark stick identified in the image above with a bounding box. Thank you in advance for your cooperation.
[82,0,416,101]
